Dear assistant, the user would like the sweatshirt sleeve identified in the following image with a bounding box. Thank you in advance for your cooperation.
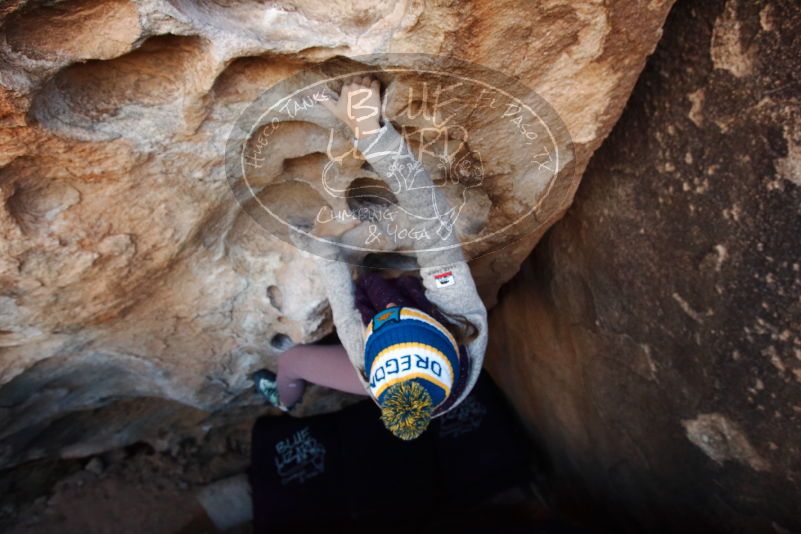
[353,121,465,267]
[315,257,370,391]
[287,229,371,391]
[353,121,488,416]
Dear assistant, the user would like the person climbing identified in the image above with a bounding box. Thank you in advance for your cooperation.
[253,75,488,440]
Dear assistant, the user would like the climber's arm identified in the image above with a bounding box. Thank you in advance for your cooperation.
[322,75,462,266]
[287,227,370,391]
[314,257,370,390]
[352,120,465,268]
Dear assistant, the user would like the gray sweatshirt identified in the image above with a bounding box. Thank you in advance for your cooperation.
[312,121,488,418]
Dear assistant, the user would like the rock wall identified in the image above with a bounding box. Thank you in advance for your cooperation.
[487,0,801,531]
[0,1,673,467]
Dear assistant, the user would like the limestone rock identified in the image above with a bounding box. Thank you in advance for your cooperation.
[0,0,672,467]
[487,0,801,530]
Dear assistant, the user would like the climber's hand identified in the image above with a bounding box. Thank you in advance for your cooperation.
[320,76,382,139]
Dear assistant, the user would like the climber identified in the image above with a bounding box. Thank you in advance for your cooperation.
[253,75,488,440]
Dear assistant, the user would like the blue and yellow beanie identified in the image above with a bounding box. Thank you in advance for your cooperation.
[364,306,460,438]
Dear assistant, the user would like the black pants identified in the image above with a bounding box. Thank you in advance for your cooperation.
[249,372,534,532]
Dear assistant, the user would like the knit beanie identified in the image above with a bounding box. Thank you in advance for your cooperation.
[364,306,461,438]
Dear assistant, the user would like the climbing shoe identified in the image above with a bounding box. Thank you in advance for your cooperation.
[252,369,289,412]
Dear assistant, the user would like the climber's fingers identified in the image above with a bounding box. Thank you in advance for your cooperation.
[320,76,381,120]
[342,77,359,93]
[343,75,376,92]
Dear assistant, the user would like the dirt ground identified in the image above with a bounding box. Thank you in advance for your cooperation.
[0,417,256,534]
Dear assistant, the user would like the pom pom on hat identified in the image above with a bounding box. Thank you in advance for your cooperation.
[380,380,433,440]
